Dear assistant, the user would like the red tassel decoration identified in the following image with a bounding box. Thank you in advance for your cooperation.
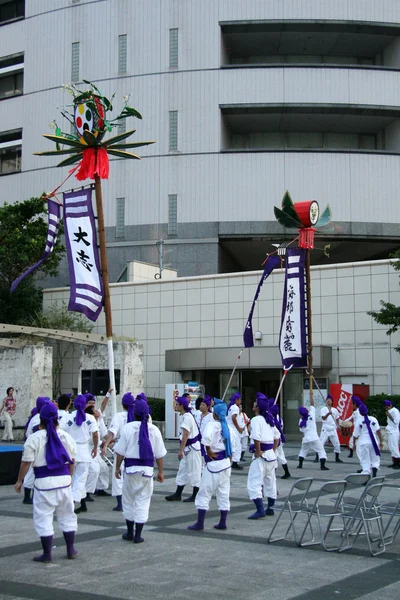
[298,227,316,249]
[75,148,96,181]
[95,147,109,179]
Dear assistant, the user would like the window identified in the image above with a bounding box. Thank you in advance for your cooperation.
[71,42,79,82]
[0,52,24,99]
[169,110,178,151]
[0,128,22,174]
[169,28,178,68]
[0,0,24,25]
[118,118,126,135]
[118,34,127,74]
[116,197,125,239]
[168,194,177,235]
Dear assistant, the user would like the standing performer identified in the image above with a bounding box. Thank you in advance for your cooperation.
[247,395,280,519]
[188,400,233,531]
[57,394,72,424]
[165,396,202,502]
[15,402,78,562]
[1,387,16,441]
[318,395,343,464]
[195,396,214,436]
[353,403,383,477]
[23,396,51,505]
[297,396,329,470]
[114,397,166,544]
[238,403,250,462]
[59,395,99,514]
[101,392,135,511]
[383,399,400,469]
[347,396,363,458]
[226,392,244,470]
[270,404,291,479]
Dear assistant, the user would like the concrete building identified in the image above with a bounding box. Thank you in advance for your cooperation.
[2,1,400,430]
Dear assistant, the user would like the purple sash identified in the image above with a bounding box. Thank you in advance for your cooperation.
[249,442,274,453]
[186,434,200,447]
[32,425,40,433]
[125,457,154,468]
[34,464,70,478]
[204,450,227,464]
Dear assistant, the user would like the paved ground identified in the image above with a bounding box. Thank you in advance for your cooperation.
[0,441,399,600]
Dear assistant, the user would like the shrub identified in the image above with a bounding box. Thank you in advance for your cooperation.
[365,393,400,425]
[147,397,165,421]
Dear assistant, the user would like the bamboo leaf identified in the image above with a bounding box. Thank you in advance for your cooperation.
[42,134,82,148]
[34,149,81,156]
[57,153,83,167]
[107,149,141,160]
[316,204,332,228]
[82,130,98,146]
[110,140,156,149]
[102,130,136,147]
[274,206,302,229]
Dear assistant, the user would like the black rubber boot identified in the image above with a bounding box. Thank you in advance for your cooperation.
[372,467,378,478]
[240,451,246,462]
[23,487,33,505]
[183,486,199,503]
[122,519,134,541]
[313,452,319,463]
[320,458,329,471]
[265,497,275,516]
[281,463,291,479]
[297,456,304,469]
[388,457,396,468]
[134,523,144,543]
[348,449,353,458]
[85,493,94,502]
[112,495,123,511]
[335,453,344,463]
[394,458,400,470]
[232,462,244,470]
[75,498,87,514]
[165,485,184,501]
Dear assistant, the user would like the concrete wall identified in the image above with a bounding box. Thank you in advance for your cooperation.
[0,343,53,427]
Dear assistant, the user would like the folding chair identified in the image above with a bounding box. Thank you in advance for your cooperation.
[338,482,386,556]
[372,483,400,547]
[297,480,347,551]
[268,478,313,545]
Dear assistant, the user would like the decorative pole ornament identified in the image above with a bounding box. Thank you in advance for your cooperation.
[34,80,156,415]
[274,191,332,403]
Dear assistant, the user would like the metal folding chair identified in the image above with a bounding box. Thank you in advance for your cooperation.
[268,478,313,545]
[338,482,386,556]
[297,480,347,551]
[372,483,400,547]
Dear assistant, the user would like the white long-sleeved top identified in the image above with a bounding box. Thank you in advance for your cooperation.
[114,421,167,477]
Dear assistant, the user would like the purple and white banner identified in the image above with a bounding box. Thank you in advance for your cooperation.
[63,189,104,322]
[10,199,61,293]
[279,248,308,369]
[243,254,281,348]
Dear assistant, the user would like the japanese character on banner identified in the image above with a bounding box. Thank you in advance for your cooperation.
[63,188,104,322]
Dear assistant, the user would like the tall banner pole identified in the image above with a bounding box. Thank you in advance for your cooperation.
[94,175,116,416]
[306,248,313,405]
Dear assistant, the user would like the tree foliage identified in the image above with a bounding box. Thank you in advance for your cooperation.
[368,249,400,351]
[0,197,65,324]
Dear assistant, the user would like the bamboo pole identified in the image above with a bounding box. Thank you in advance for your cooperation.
[94,175,116,415]
[306,248,313,404]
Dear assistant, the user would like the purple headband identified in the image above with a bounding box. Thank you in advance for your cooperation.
[176,396,191,412]
[40,402,73,470]
[326,395,333,401]
[133,399,154,462]
[359,404,380,456]
[203,395,212,408]
[36,396,51,411]
[383,399,394,407]
[352,396,362,408]
[227,392,241,411]
[74,395,87,426]
[298,406,309,429]
[25,407,38,432]
[85,393,95,403]
[122,392,135,423]
[256,395,275,427]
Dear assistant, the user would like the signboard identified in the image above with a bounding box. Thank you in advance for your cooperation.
[330,383,370,444]
[164,382,205,439]
[303,377,327,422]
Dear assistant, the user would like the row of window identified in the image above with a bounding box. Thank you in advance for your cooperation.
[115,195,177,240]
[0,0,24,25]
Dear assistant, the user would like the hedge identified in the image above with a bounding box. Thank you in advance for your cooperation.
[365,393,400,425]
[147,397,165,421]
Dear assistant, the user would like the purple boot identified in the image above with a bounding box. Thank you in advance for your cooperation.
[214,510,228,530]
[33,536,53,563]
[248,498,266,520]
[188,509,206,531]
[63,531,78,559]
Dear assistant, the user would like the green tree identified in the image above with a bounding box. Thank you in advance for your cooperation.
[30,302,94,397]
[0,197,65,324]
[368,249,400,351]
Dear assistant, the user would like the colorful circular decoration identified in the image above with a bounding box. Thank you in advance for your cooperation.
[74,102,93,140]
[294,200,320,227]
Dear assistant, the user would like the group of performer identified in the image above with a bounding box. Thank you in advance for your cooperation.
[14,387,400,562]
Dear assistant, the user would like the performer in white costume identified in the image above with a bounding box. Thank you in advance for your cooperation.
[15,402,78,562]
[347,396,363,457]
[297,394,329,470]
[270,404,291,479]
[188,399,233,531]
[237,404,250,462]
[22,396,52,505]
[115,397,166,544]
[226,392,244,470]
[59,395,99,514]
[165,396,202,502]
[318,395,343,464]
[383,399,400,469]
[353,403,383,477]
[247,395,280,519]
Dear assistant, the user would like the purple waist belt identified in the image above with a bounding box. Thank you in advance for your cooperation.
[249,443,274,453]
[34,465,70,478]
[186,434,200,446]
[204,450,227,464]
[125,457,154,468]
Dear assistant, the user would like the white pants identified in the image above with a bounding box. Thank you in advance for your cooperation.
[97,457,110,490]
[349,435,355,450]
[320,428,341,454]
[176,448,202,488]
[387,430,400,458]
[33,486,77,537]
[112,462,123,496]
[195,465,231,511]
[24,464,35,490]
[122,472,153,523]
[357,443,380,474]
[275,444,287,466]
[231,429,241,462]
[247,457,277,501]
[241,436,248,452]
[2,412,13,441]
[72,461,90,502]
[86,456,101,494]
[299,440,327,460]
